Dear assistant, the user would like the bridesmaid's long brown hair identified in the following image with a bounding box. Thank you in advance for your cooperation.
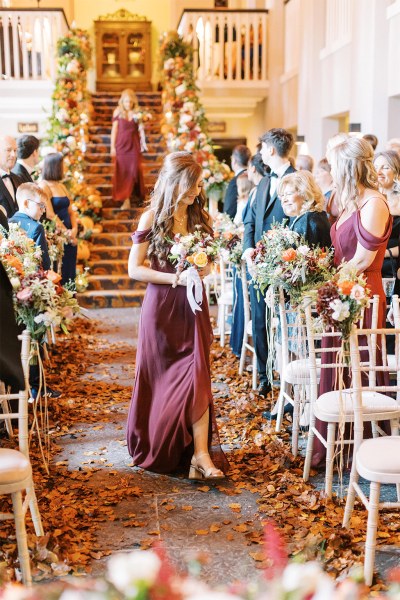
[148,151,212,265]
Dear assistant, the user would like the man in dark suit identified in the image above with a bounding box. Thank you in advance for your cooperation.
[0,135,22,218]
[12,134,40,183]
[243,128,295,396]
[223,144,251,219]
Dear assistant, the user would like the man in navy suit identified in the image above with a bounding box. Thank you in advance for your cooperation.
[12,135,40,183]
[223,144,251,219]
[0,136,22,218]
[243,128,295,396]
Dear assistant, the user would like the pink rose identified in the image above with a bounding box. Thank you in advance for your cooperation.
[350,284,365,303]
[16,287,33,302]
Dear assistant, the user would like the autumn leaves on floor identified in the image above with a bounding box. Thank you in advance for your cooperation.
[0,308,398,589]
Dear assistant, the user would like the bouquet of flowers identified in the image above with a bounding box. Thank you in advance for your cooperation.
[315,264,371,340]
[43,218,70,270]
[213,213,244,269]
[268,243,335,306]
[0,223,42,283]
[202,156,232,196]
[168,226,219,313]
[250,221,300,295]
[133,109,152,124]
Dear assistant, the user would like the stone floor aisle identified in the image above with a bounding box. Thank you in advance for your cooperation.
[53,308,263,584]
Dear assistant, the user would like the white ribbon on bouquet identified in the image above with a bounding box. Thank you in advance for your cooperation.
[186,266,203,313]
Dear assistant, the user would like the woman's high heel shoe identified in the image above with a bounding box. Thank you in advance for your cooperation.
[189,453,225,481]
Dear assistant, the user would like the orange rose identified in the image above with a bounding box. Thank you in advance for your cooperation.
[281,248,297,262]
[187,256,194,264]
[46,270,62,284]
[319,251,327,259]
[222,232,233,240]
[4,254,24,275]
[193,251,208,268]
[338,280,354,295]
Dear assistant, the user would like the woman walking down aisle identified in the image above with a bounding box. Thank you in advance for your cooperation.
[111,88,146,210]
[127,152,229,479]
[312,136,392,467]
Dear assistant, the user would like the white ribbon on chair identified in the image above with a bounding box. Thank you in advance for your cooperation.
[186,267,203,313]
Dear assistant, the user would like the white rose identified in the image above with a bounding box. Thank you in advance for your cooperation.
[170,243,184,256]
[282,562,332,597]
[297,245,310,256]
[107,551,161,593]
[10,277,21,290]
[350,284,365,303]
[329,298,350,322]
[202,169,211,179]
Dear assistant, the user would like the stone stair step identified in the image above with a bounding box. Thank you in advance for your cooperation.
[89,245,131,261]
[101,207,143,220]
[91,231,133,245]
[101,219,134,232]
[87,274,144,291]
[89,259,129,275]
[77,289,146,309]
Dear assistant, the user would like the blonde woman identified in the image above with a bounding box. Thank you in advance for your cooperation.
[278,171,331,248]
[373,150,400,278]
[312,136,392,467]
[111,88,146,210]
[127,152,228,480]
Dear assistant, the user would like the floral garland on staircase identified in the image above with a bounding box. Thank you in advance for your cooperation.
[46,29,102,224]
[159,32,232,204]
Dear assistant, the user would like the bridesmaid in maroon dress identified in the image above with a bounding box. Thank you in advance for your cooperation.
[111,89,146,210]
[126,152,229,479]
[312,136,392,467]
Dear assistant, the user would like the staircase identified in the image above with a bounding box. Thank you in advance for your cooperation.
[77,92,166,309]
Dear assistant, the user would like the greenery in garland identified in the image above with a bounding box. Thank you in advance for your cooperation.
[159,31,232,196]
[46,29,98,218]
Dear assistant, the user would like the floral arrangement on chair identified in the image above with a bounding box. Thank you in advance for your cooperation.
[0,224,80,343]
[159,32,232,203]
[42,218,71,272]
[213,213,244,269]
[315,265,371,341]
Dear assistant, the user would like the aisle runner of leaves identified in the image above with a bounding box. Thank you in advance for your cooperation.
[0,318,398,588]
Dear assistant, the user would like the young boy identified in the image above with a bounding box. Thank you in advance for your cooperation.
[9,182,51,270]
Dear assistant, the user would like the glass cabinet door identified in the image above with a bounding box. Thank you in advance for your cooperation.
[126,31,146,78]
[101,32,121,78]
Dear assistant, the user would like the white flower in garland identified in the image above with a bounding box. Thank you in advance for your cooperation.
[107,551,161,594]
[329,298,350,322]
[55,108,69,122]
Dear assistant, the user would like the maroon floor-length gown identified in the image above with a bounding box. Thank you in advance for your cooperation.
[126,228,229,474]
[313,203,392,463]
[112,116,145,202]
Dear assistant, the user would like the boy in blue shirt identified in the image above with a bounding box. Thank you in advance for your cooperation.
[9,182,51,270]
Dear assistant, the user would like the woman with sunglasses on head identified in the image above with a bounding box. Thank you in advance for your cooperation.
[127,151,229,480]
[39,153,78,285]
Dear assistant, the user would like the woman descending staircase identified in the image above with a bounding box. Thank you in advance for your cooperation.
[77,92,166,309]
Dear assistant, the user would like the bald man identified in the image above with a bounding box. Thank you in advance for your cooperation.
[0,135,22,218]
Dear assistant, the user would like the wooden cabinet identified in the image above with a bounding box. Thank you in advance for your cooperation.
[94,9,152,92]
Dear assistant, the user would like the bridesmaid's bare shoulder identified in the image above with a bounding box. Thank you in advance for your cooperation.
[137,209,155,231]
[112,108,120,119]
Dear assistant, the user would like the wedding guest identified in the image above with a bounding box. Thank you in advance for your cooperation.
[12,135,40,183]
[263,170,331,421]
[363,133,378,151]
[313,158,335,218]
[111,88,146,211]
[242,153,265,223]
[386,138,400,157]
[374,151,400,280]
[0,135,21,218]
[323,133,351,225]
[312,136,391,467]
[223,145,251,219]
[39,153,77,285]
[127,151,228,479]
[9,183,51,270]
[234,176,253,226]
[242,128,295,396]
[295,154,314,172]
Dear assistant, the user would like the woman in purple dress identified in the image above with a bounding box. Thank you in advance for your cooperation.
[126,152,229,479]
[111,89,146,210]
[312,136,392,467]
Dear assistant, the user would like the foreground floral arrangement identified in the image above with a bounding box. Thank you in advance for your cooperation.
[0,224,80,343]
[213,212,244,269]
[159,32,232,199]
[2,536,399,599]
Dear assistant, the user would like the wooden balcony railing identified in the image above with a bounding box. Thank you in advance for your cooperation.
[177,9,268,87]
[0,9,69,81]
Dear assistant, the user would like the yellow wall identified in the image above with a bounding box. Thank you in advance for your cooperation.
[73,1,172,87]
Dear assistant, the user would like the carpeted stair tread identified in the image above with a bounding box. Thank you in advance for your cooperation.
[77,289,147,309]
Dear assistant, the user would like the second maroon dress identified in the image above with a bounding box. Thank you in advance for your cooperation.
[126,228,228,474]
[112,116,145,202]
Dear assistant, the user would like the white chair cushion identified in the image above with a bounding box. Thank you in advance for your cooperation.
[356,436,400,483]
[0,449,31,484]
[315,389,400,423]
[284,358,321,384]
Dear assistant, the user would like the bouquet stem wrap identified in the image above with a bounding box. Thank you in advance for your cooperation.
[186,267,203,314]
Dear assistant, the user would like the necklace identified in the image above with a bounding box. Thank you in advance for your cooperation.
[174,213,188,225]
